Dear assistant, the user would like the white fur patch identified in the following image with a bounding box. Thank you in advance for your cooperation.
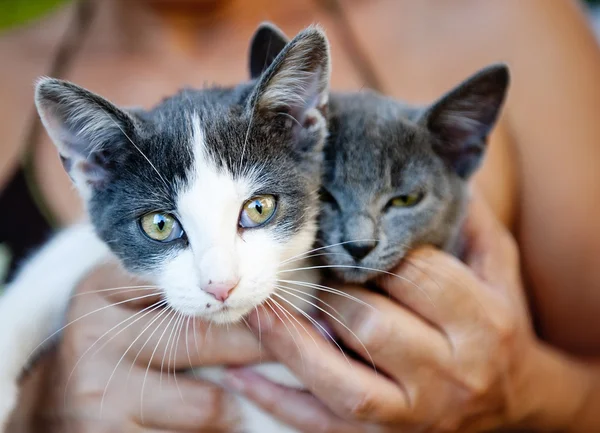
[157,115,317,324]
[0,224,110,430]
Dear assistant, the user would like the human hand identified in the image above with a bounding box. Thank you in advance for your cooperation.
[31,262,265,432]
[222,193,580,432]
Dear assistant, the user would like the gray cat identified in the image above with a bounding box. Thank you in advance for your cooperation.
[250,22,509,284]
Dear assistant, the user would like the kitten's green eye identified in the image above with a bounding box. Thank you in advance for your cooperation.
[239,195,277,228]
[388,192,424,208]
[140,212,184,242]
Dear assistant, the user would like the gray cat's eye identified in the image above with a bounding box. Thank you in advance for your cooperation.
[386,192,424,209]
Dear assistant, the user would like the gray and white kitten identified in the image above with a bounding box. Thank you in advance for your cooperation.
[0,26,330,433]
[250,22,509,284]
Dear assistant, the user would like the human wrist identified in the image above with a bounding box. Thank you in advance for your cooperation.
[6,344,62,433]
[515,340,593,432]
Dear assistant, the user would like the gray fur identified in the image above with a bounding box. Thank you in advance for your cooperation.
[35,25,330,276]
[248,23,509,283]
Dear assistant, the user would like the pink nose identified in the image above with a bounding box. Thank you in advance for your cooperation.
[202,280,238,302]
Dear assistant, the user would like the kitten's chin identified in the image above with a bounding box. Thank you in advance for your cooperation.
[204,305,252,325]
[333,268,373,284]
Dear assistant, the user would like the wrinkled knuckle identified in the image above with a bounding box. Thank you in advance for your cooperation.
[341,391,380,422]
[464,371,494,401]
[490,309,519,352]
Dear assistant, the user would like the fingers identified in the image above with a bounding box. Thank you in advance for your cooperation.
[128,372,240,431]
[246,307,408,424]
[319,287,451,378]
[223,368,365,433]
[375,247,496,330]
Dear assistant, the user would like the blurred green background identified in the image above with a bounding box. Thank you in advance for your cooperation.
[1,0,600,31]
[0,0,70,31]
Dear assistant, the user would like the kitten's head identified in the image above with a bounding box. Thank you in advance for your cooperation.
[35,26,331,323]
[319,66,510,283]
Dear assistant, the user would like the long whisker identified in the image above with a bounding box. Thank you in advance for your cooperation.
[30,292,164,360]
[239,109,255,176]
[253,305,262,360]
[127,305,171,383]
[192,315,202,365]
[168,314,183,386]
[274,285,345,322]
[281,252,349,267]
[64,300,166,406]
[280,264,435,307]
[271,292,353,370]
[95,105,171,191]
[141,308,175,423]
[275,286,376,373]
[268,298,308,376]
[264,299,304,361]
[99,300,168,416]
[172,314,186,403]
[72,285,159,296]
[268,297,321,355]
[159,310,179,390]
[277,279,376,311]
[280,239,380,266]
[184,316,197,378]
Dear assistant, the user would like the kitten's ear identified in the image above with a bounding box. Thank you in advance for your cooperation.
[249,22,289,79]
[35,77,135,197]
[420,64,510,179]
[250,25,330,128]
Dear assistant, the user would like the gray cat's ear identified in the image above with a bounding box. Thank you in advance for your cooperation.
[421,64,510,179]
[250,25,330,128]
[35,77,135,197]
[249,22,289,79]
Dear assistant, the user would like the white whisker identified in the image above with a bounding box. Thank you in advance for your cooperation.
[280,264,435,306]
[30,292,163,361]
[276,286,376,373]
[141,308,175,423]
[277,279,376,311]
[72,285,159,297]
[271,292,353,371]
[99,300,168,415]
[279,239,380,266]
[95,105,170,191]
[127,306,171,383]
[64,300,166,407]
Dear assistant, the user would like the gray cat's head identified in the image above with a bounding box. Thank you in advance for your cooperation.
[321,67,509,282]
[34,26,331,323]
[248,22,510,283]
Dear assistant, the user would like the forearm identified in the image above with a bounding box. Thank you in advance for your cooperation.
[520,342,600,432]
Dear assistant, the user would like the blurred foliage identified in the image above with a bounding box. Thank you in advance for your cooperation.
[0,0,70,31]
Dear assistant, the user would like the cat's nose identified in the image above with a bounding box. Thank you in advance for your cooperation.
[343,241,378,261]
[202,279,239,302]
